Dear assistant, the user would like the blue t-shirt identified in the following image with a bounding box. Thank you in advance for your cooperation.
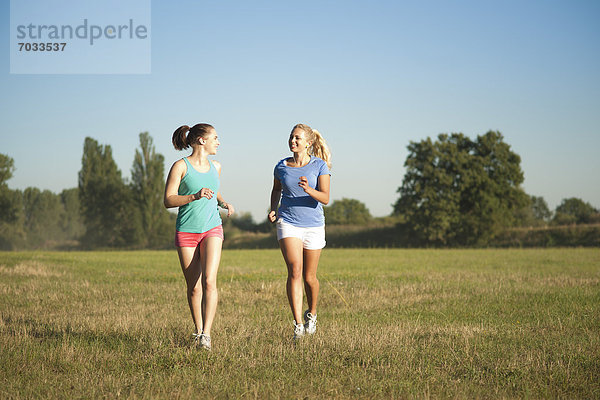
[274,156,331,228]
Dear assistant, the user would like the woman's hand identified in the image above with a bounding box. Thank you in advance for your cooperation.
[298,176,310,192]
[268,210,277,223]
[194,187,214,200]
[298,174,330,205]
[222,202,235,217]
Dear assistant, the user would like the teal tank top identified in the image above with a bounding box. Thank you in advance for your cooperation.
[176,158,222,233]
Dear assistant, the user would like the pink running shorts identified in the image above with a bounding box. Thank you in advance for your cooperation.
[175,225,224,248]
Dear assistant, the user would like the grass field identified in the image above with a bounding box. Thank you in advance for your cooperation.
[1,249,599,398]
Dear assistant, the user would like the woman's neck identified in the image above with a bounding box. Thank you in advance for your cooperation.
[291,152,310,167]
[189,147,209,165]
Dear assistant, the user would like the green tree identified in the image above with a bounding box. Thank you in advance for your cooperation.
[553,198,598,225]
[60,188,85,241]
[22,187,64,248]
[227,212,256,231]
[394,135,463,243]
[130,132,172,248]
[0,154,19,223]
[78,137,131,248]
[531,196,552,222]
[324,198,372,225]
[0,154,24,249]
[0,153,15,185]
[515,195,552,227]
[394,131,528,246]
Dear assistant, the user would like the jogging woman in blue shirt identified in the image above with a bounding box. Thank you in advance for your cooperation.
[268,123,331,340]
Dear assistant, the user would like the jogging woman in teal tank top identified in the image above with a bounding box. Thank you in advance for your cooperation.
[164,123,235,350]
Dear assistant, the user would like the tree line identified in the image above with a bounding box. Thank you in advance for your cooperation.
[0,133,173,250]
[391,131,599,246]
[0,130,598,250]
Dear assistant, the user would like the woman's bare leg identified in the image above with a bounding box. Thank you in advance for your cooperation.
[303,249,321,315]
[177,246,203,334]
[198,236,223,336]
[279,237,305,324]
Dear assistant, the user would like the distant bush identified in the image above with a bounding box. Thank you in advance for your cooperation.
[491,225,600,247]
[552,198,598,225]
[324,198,372,225]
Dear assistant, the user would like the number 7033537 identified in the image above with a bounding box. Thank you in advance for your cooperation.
[18,42,67,51]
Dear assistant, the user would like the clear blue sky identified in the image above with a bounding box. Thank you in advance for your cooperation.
[1,0,599,221]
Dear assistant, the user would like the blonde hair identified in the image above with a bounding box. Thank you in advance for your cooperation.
[292,123,332,169]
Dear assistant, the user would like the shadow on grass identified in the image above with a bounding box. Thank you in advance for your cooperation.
[1,315,190,350]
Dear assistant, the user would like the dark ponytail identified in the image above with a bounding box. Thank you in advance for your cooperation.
[172,123,215,151]
[172,125,190,150]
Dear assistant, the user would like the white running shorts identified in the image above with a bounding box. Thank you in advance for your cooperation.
[276,219,326,250]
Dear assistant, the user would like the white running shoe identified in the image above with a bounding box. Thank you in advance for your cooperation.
[193,333,212,350]
[303,310,317,335]
[200,334,212,350]
[293,321,305,341]
[192,332,201,345]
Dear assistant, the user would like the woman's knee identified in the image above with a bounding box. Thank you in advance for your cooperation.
[202,275,218,292]
[286,262,303,280]
[188,284,202,298]
[303,274,319,286]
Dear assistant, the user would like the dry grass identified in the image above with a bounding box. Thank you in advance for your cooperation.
[1,248,599,398]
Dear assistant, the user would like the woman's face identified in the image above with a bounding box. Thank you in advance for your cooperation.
[202,129,220,155]
[288,128,312,153]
